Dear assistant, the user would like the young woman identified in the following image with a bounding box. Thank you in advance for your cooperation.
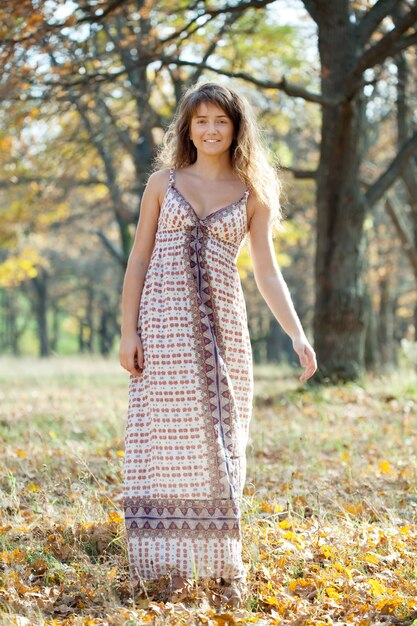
[119,81,317,607]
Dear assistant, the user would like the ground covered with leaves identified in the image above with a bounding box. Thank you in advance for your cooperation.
[0,356,416,625]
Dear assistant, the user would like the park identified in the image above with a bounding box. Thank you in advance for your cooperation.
[1,1,417,624]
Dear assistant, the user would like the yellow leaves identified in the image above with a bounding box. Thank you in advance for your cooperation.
[375,596,404,612]
[0,248,44,287]
[107,511,123,524]
[260,502,285,514]
[282,530,305,549]
[341,450,351,463]
[288,577,311,592]
[318,544,337,559]
[367,578,387,597]
[0,135,13,151]
[278,518,292,529]
[264,595,280,605]
[334,562,352,580]
[211,613,237,625]
[0,548,27,564]
[288,577,316,601]
[325,586,342,600]
[343,502,364,516]
[378,459,395,475]
[2,371,417,624]
[106,566,118,581]
[363,552,380,565]
[26,482,41,493]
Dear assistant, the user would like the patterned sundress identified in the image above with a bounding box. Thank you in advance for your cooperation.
[123,167,254,582]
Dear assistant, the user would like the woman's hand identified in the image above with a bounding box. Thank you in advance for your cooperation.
[292,335,317,382]
[119,331,144,377]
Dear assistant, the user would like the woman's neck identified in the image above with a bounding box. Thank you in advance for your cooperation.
[189,154,235,180]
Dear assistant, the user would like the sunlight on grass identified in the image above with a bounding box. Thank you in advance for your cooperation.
[0,356,416,624]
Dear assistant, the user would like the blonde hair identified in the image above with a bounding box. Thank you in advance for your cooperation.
[155,81,283,230]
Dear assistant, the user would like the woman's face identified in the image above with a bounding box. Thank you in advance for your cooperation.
[189,101,234,157]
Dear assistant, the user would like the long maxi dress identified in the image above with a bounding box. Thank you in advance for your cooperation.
[123,167,254,582]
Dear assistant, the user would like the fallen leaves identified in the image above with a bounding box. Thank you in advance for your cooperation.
[1,360,417,624]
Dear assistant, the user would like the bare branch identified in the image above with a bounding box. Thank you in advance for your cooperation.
[91,227,125,265]
[158,57,340,106]
[75,0,129,24]
[384,196,417,277]
[357,0,399,46]
[0,0,130,47]
[0,177,106,189]
[365,130,417,207]
[280,166,318,179]
[190,12,237,85]
[355,4,417,73]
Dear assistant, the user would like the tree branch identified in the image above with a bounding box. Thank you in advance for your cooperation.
[0,0,130,48]
[158,57,340,106]
[280,166,318,179]
[74,0,129,24]
[190,12,237,85]
[357,0,399,46]
[355,4,417,74]
[91,227,125,265]
[384,196,417,277]
[365,130,417,207]
[0,176,106,189]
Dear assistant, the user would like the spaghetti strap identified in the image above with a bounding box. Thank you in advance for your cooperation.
[169,167,175,187]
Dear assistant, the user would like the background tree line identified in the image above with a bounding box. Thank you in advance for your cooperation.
[1,0,417,382]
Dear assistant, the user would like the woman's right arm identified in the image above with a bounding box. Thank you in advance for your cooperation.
[119,169,169,376]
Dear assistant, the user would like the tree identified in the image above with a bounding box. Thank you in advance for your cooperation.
[173,0,417,380]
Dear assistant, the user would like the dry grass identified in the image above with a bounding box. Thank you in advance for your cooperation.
[0,356,417,625]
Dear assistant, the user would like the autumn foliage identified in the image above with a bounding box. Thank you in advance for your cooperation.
[1,357,417,624]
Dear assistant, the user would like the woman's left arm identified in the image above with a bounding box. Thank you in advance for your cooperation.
[247,194,317,382]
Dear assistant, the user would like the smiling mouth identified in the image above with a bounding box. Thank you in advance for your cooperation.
[204,139,220,142]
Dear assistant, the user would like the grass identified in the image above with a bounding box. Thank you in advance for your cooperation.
[0,356,417,625]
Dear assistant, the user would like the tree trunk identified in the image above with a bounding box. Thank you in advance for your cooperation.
[364,287,378,370]
[266,317,291,363]
[50,304,60,353]
[2,289,21,355]
[395,44,417,348]
[377,276,395,367]
[313,2,367,381]
[98,304,117,356]
[32,269,49,357]
[85,285,94,352]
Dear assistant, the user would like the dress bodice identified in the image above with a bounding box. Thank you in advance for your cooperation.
[155,168,249,250]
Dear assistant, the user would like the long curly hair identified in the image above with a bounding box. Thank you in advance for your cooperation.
[155,81,283,230]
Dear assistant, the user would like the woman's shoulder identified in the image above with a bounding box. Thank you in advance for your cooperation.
[246,187,270,211]
[146,167,172,188]
[143,169,173,208]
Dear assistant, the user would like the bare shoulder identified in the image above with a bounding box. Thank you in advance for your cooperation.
[247,188,274,230]
[145,168,171,206]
